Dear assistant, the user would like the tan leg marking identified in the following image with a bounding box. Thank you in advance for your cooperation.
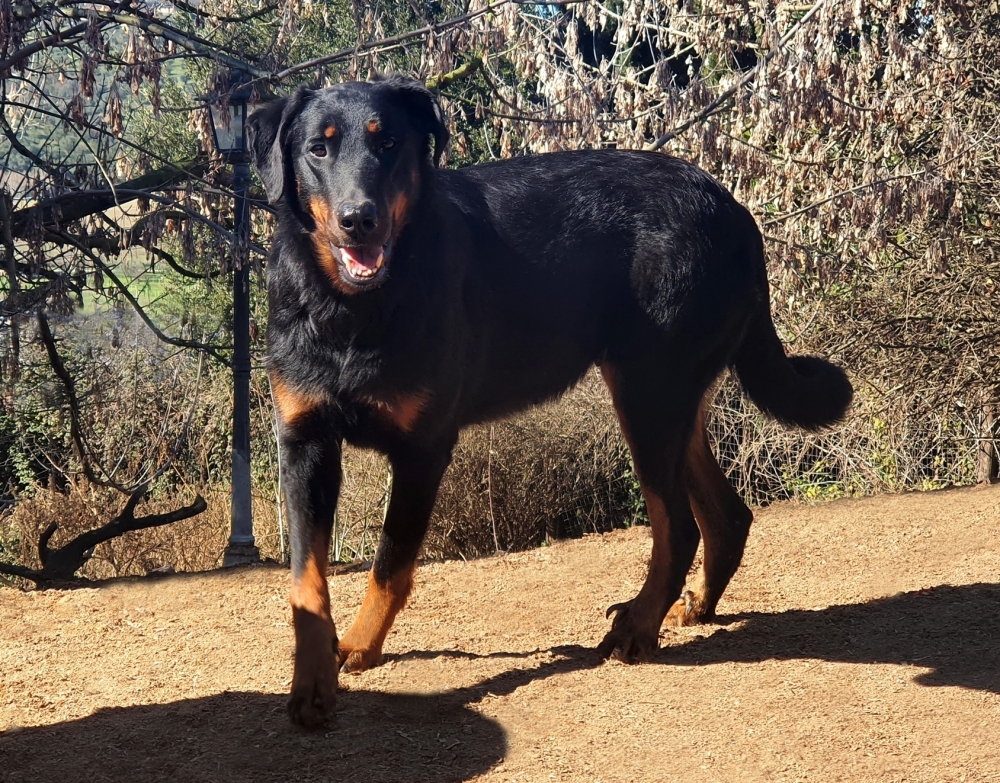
[288,535,338,728]
[271,374,325,427]
[337,563,416,672]
[361,391,430,433]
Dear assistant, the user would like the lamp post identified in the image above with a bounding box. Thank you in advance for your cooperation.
[208,71,259,567]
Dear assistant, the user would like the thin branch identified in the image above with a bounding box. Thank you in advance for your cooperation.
[0,111,64,178]
[761,138,980,226]
[9,159,210,238]
[56,7,268,78]
[36,311,132,491]
[27,189,269,259]
[142,349,206,487]
[0,273,80,318]
[3,95,269,210]
[169,0,280,24]
[272,1,509,82]
[0,21,88,76]
[43,220,225,280]
[153,246,223,279]
[47,230,231,363]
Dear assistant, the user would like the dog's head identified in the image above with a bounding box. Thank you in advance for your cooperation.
[248,76,449,293]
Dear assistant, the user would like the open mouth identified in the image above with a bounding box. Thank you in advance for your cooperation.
[335,244,388,286]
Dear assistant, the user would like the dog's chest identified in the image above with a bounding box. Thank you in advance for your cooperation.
[276,303,436,398]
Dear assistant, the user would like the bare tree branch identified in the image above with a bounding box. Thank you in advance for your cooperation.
[47,230,232,363]
[0,21,88,76]
[56,7,269,78]
[9,159,210,238]
[36,311,134,491]
[3,96,267,208]
[272,2,508,82]
[0,111,65,178]
[169,0,281,24]
[0,485,207,585]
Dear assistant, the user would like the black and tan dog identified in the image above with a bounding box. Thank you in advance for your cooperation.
[248,75,852,727]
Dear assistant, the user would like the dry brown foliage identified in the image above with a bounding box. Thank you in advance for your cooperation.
[329,370,633,562]
[4,1,998,575]
[6,484,218,579]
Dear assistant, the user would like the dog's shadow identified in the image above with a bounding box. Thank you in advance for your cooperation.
[0,688,507,783]
[2,583,996,782]
[669,581,1000,693]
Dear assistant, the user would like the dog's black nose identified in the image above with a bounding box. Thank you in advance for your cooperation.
[338,202,378,240]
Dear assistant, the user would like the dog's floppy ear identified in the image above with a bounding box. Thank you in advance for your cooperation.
[247,97,288,203]
[377,74,450,167]
[247,86,315,204]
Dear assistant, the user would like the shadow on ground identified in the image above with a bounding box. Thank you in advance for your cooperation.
[669,582,1000,693]
[402,582,1000,703]
[2,583,996,782]
[0,689,505,783]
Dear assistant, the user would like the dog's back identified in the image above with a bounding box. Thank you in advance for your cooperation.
[419,150,764,422]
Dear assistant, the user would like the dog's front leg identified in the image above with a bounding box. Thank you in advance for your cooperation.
[338,439,455,672]
[277,398,343,728]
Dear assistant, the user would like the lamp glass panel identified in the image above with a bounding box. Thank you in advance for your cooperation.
[210,103,245,153]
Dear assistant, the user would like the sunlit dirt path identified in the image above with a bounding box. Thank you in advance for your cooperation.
[2,484,999,782]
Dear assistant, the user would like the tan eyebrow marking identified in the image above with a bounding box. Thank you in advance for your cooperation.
[323,125,336,138]
[366,120,380,134]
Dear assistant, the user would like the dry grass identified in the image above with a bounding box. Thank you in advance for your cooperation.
[333,367,986,564]
[707,377,982,506]
[334,369,636,562]
[2,366,989,580]
[5,485,234,579]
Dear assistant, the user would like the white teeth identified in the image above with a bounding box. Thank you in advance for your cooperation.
[345,251,384,278]
[337,247,386,280]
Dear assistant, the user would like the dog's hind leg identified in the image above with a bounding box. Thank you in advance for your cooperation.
[337,438,455,673]
[597,361,703,662]
[665,401,754,626]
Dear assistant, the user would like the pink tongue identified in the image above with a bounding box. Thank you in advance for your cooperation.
[341,246,383,270]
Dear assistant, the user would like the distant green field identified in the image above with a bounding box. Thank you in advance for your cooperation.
[79,251,172,316]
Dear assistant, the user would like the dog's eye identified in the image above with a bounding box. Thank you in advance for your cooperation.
[309,143,327,158]
[380,138,396,152]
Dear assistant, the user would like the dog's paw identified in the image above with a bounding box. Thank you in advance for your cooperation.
[664,589,704,627]
[287,630,338,728]
[597,600,660,662]
[337,640,385,673]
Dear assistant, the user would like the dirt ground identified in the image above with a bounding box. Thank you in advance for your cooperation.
[1,484,999,783]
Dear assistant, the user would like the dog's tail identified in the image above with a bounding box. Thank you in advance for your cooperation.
[730,296,853,432]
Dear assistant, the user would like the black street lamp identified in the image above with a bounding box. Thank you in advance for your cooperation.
[208,71,259,567]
